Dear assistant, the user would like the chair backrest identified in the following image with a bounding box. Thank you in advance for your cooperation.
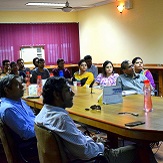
[0,119,20,163]
[34,124,69,163]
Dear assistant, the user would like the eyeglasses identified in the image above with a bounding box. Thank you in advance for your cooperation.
[127,65,133,69]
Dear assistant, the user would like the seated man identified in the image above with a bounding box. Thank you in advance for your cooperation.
[2,59,10,77]
[32,57,39,70]
[35,77,157,162]
[17,58,31,77]
[116,60,151,94]
[0,74,35,141]
[31,58,50,83]
[84,55,98,78]
[52,58,71,79]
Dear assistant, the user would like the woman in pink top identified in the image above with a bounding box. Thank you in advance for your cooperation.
[94,60,119,87]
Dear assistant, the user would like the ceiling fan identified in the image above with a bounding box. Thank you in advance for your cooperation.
[25,0,115,12]
[55,1,90,12]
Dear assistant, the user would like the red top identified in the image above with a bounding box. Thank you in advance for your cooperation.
[37,75,42,79]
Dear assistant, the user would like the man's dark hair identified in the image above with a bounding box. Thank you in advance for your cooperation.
[38,58,45,64]
[10,61,17,68]
[57,58,64,64]
[78,59,86,66]
[102,60,114,77]
[33,57,39,65]
[0,74,18,98]
[2,60,10,66]
[17,58,24,64]
[132,57,143,64]
[121,60,130,70]
[84,55,92,60]
[42,77,66,105]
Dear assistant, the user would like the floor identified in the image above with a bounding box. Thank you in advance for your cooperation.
[0,137,163,163]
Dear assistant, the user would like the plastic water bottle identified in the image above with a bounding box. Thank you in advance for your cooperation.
[59,70,64,77]
[25,71,30,95]
[37,75,42,96]
[77,80,81,86]
[50,73,54,77]
[144,80,153,112]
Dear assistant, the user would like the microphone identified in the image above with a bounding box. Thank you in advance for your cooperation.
[90,80,95,94]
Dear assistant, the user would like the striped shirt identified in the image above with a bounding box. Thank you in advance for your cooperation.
[35,104,104,161]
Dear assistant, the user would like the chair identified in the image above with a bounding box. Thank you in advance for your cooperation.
[0,119,21,162]
[34,124,69,163]
[34,124,108,163]
[0,119,38,163]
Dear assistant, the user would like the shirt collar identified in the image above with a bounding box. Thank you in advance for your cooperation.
[1,97,22,104]
[44,104,68,114]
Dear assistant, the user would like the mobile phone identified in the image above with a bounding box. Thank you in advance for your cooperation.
[125,121,145,127]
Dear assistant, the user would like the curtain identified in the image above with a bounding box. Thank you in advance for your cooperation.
[0,23,80,66]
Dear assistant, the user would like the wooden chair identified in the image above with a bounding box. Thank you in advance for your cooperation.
[34,124,69,163]
[0,119,39,163]
[0,119,21,163]
[34,124,108,163]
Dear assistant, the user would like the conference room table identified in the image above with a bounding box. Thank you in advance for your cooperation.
[23,86,163,162]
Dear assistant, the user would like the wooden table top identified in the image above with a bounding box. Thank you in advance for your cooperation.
[23,86,163,142]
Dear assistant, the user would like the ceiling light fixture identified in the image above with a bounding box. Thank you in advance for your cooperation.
[25,2,65,7]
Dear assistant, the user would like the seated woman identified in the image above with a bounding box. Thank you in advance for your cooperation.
[93,60,119,87]
[132,57,155,89]
[72,59,94,87]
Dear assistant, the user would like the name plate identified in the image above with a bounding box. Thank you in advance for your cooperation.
[103,86,123,104]
[28,84,38,96]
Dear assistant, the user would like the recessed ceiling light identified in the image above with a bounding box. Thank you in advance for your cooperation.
[25,2,65,7]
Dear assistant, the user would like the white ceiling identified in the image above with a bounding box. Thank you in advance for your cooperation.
[0,0,116,12]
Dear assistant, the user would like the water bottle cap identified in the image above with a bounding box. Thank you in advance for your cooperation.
[144,80,150,84]
[50,73,53,77]
[37,75,42,79]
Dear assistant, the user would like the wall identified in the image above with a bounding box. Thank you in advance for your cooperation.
[0,0,163,64]
[0,11,78,23]
[78,0,163,64]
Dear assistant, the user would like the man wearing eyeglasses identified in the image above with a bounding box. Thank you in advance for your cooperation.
[116,60,149,94]
[2,59,10,76]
